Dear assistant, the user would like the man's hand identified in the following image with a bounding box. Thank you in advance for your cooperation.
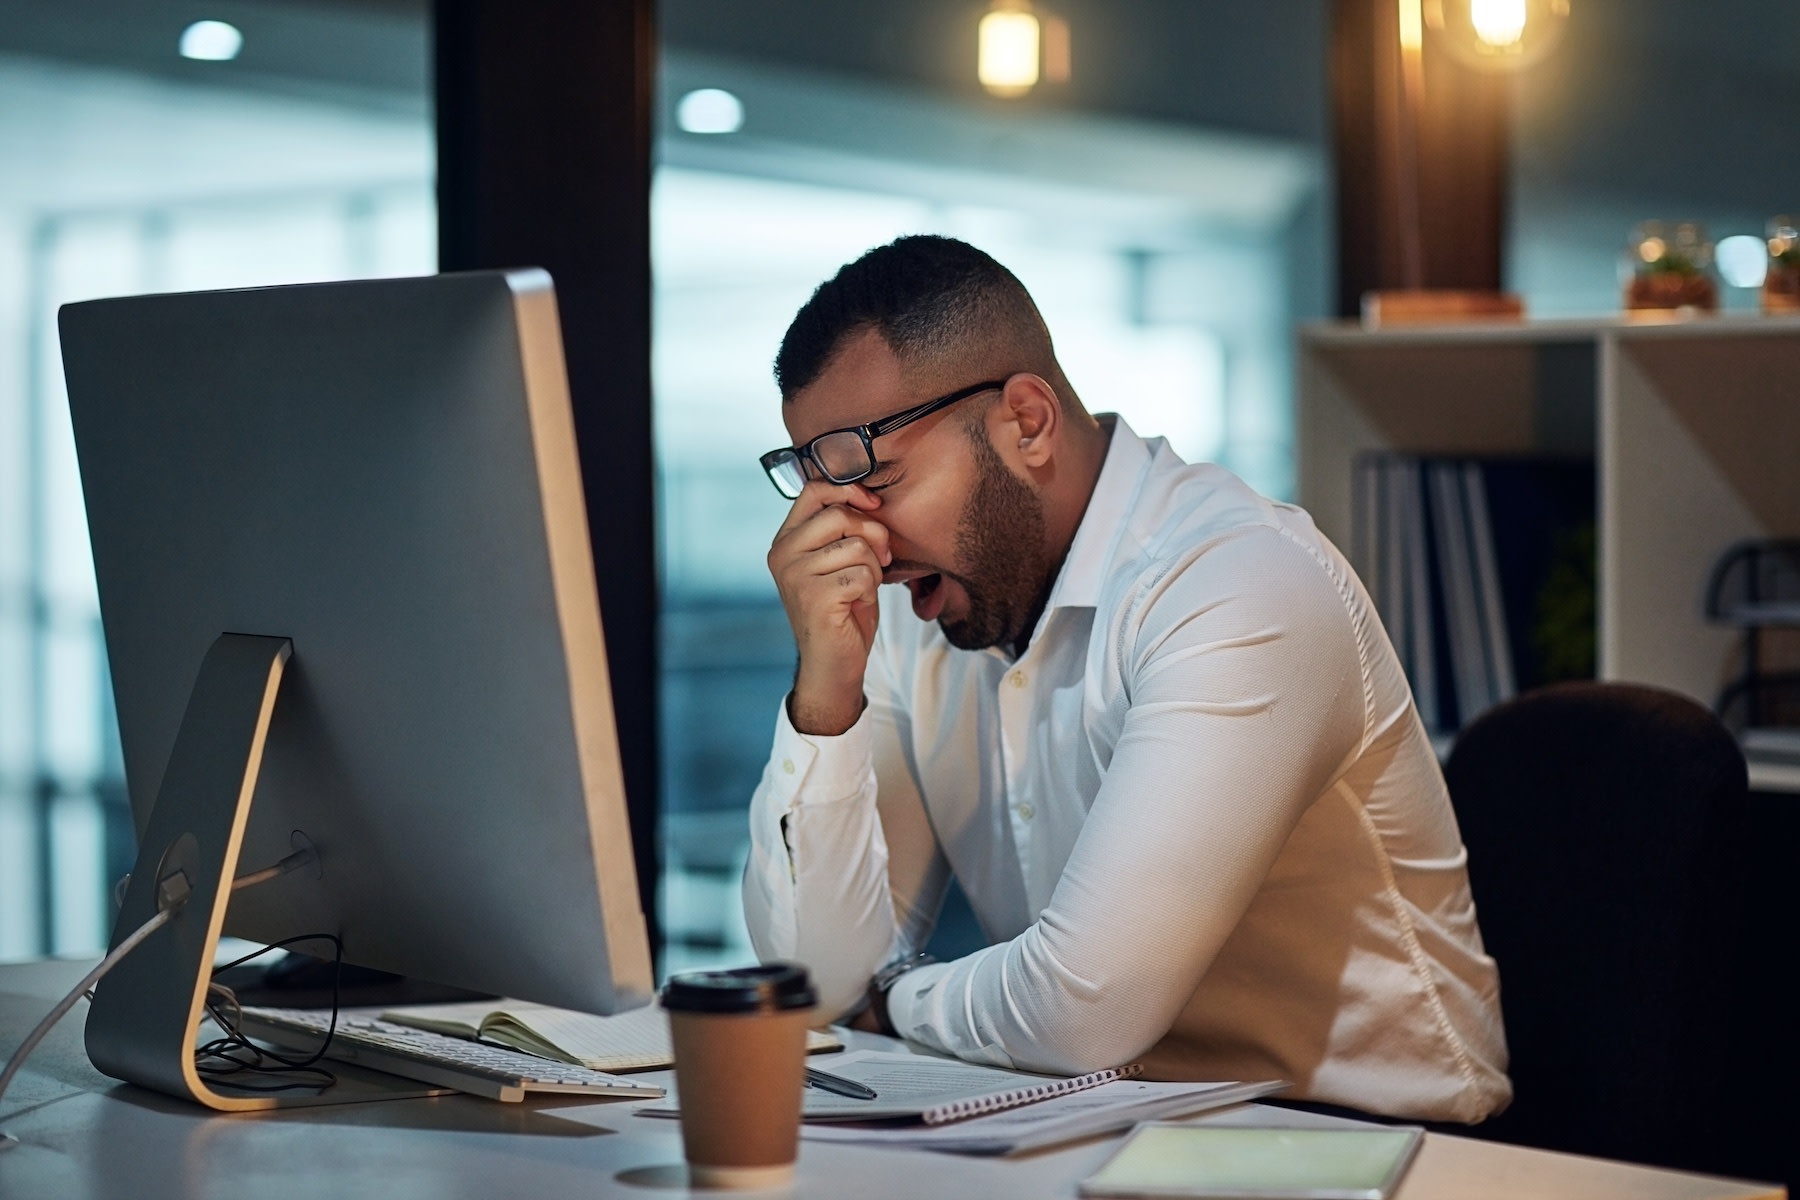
[768,482,892,736]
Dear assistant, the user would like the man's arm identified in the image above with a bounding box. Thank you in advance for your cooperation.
[741,617,952,1016]
[744,480,951,1015]
[882,529,1371,1073]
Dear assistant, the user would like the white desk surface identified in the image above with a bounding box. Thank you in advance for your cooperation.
[0,959,1784,1200]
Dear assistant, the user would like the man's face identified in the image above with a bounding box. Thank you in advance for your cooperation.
[784,329,1049,651]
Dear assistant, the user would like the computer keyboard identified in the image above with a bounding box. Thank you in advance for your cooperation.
[236,1006,667,1103]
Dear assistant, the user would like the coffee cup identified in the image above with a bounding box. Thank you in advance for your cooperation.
[660,962,818,1189]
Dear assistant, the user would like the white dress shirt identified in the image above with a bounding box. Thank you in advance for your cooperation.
[743,417,1511,1123]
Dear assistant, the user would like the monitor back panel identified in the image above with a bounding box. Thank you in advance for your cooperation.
[60,270,652,1014]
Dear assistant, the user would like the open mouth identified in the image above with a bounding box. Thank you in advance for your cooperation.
[907,572,948,622]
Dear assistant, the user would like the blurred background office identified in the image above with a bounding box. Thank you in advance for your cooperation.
[0,0,1795,978]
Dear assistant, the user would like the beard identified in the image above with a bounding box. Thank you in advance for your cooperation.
[938,431,1052,652]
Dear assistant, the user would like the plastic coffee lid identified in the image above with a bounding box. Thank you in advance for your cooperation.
[660,962,818,1014]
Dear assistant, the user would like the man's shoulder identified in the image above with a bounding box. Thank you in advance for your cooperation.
[1110,454,1339,596]
[1088,455,1365,659]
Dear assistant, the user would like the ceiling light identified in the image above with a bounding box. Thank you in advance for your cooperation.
[1470,0,1528,47]
[179,20,243,62]
[1424,0,1569,70]
[676,89,744,135]
[979,2,1040,97]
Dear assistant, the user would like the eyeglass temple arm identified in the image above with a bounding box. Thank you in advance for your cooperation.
[865,380,1007,438]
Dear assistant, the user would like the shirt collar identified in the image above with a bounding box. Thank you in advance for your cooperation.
[1040,413,1153,615]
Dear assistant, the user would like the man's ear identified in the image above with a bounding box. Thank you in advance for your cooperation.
[999,374,1061,469]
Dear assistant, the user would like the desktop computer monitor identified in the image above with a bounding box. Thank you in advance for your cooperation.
[59,270,653,1106]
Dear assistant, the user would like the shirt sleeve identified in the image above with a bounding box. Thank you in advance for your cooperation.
[884,527,1373,1074]
[741,617,952,1017]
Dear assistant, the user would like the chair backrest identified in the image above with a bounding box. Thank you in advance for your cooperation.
[1443,681,1750,1173]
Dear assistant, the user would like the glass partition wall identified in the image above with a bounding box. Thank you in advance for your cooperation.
[651,56,1323,974]
[0,40,432,960]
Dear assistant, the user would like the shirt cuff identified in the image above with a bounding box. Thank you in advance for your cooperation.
[882,959,942,1038]
[765,691,877,811]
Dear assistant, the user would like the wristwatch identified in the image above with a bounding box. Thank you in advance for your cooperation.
[867,953,936,1037]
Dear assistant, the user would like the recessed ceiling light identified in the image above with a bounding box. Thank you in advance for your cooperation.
[180,20,244,62]
[676,89,744,135]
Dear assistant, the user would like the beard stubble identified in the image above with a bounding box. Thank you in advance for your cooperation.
[939,431,1052,653]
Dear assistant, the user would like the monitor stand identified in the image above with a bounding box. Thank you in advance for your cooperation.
[84,634,442,1110]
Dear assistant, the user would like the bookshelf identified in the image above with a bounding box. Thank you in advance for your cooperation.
[1298,314,1800,793]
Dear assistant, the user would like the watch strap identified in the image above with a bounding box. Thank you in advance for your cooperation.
[869,953,937,1036]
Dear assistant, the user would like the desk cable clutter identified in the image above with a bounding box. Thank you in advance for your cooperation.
[0,846,334,1152]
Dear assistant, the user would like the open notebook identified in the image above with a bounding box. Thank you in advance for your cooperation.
[380,999,842,1072]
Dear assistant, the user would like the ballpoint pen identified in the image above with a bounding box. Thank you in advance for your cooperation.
[805,1066,878,1100]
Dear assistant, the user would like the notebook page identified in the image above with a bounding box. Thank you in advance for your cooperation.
[490,1002,675,1070]
[376,999,497,1037]
[802,1053,1033,1118]
[384,999,843,1071]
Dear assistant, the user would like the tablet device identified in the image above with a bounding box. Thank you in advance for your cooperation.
[1079,1124,1425,1199]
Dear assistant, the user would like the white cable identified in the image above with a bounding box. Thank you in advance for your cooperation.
[229,845,316,892]
[2,849,305,1149]
[0,904,180,1152]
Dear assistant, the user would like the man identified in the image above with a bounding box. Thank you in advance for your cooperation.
[742,235,1510,1123]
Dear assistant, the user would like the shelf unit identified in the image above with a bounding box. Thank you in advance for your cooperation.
[1297,313,1800,793]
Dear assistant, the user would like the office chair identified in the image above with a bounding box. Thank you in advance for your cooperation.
[1443,681,1751,1175]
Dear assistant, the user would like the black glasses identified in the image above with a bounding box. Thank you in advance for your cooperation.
[759,379,1007,499]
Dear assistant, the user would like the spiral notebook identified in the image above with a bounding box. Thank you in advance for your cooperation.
[803,1078,1289,1155]
[640,1049,1146,1124]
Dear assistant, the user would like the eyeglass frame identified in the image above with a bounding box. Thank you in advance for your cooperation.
[758,378,1009,499]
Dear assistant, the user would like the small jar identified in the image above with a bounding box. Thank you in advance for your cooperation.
[1764,216,1800,315]
[1622,221,1718,313]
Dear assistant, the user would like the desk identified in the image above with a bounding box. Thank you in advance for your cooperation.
[1,959,1784,1200]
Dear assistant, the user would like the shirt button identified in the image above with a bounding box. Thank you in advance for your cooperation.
[1017,802,1035,821]
[1010,671,1028,689]
[782,759,796,775]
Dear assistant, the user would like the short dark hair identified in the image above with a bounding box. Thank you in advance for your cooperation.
[774,235,1055,400]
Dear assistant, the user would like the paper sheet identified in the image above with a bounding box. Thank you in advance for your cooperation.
[798,1078,1287,1155]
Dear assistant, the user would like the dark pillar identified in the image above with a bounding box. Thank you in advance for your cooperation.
[434,0,660,954]
[1331,0,1511,317]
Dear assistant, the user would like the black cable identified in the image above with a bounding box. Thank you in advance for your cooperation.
[198,933,342,1070]
[193,932,344,1093]
[2,865,345,1151]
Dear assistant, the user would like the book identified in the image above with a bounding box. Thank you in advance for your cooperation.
[1428,462,1494,725]
[379,998,842,1072]
[1461,461,1517,703]
[1352,453,1595,736]
[1397,458,1440,732]
[1080,1124,1423,1199]
[1360,289,1524,328]
[802,1075,1287,1156]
